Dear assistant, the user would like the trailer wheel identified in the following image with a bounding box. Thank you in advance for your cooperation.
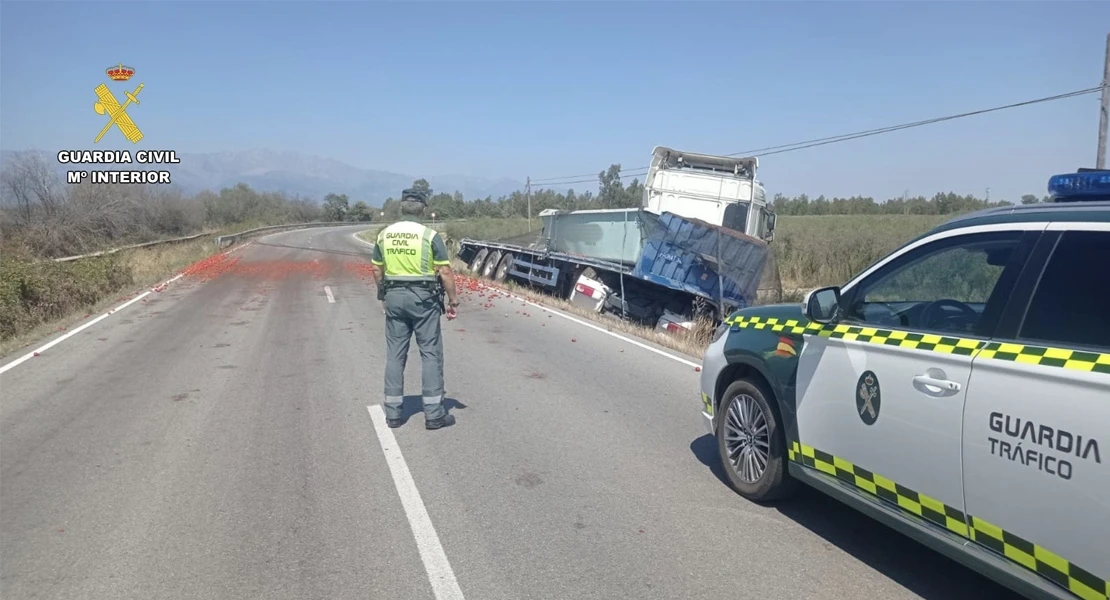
[493,252,514,282]
[468,248,489,274]
[481,250,502,279]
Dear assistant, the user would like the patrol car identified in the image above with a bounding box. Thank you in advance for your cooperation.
[699,170,1109,600]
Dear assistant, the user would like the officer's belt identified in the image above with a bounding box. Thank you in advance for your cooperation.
[382,274,439,288]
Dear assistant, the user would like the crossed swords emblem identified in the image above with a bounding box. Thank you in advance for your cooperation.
[93,82,145,144]
[858,378,878,420]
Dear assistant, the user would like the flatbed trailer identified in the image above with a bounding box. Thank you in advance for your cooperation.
[457,209,771,332]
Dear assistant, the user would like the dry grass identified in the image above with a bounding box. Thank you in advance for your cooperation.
[0,237,222,356]
[773,214,948,289]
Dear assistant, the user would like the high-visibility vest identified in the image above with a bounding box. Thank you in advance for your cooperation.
[376,221,439,282]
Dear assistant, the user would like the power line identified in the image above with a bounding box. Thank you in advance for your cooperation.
[529,85,1105,188]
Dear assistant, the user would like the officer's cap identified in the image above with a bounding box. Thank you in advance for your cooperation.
[401,188,428,204]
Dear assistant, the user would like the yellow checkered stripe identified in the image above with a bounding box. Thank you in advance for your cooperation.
[701,392,713,415]
[725,315,1110,375]
[969,517,1109,600]
[788,441,970,538]
[789,440,1108,600]
[978,342,1110,375]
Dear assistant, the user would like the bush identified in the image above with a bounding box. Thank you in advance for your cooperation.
[0,250,132,341]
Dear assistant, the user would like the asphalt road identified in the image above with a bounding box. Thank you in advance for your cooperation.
[0,225,1018,600]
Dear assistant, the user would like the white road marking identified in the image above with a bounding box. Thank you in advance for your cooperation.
[477,283,702,368]
[0,239,254,376]
[0,274,182,375]
[351,231,375,248]
[324,285,335,303]
[367,404,466,600]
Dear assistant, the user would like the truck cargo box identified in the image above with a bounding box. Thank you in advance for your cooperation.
[633,211,769,311]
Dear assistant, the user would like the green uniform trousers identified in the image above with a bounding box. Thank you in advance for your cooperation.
[383,284,446,421]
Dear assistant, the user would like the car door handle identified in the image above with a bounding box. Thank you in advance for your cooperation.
[912,375,961,392]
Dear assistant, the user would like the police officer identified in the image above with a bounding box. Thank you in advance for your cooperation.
[370,189,460,429]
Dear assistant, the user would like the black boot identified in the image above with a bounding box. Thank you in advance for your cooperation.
[425,414,455,430]
[386,418,403,428]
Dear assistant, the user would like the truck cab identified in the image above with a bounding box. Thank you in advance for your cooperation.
[642,146,776,242]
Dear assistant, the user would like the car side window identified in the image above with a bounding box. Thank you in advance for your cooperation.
[843,232,1023,335]
[1018,230,1110,351]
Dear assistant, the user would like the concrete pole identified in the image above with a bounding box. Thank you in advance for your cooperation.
[1097,32,1109,169]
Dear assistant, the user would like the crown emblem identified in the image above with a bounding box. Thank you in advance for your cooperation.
[106,62,136,81]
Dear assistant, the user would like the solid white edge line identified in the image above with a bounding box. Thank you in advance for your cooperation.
[351,231,375,247]
[324,285,336,303]
[366,405,466,600]
[0,240,255,376]
[478,282,702,368]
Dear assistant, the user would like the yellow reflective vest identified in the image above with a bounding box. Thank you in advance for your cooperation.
[372,221,441,281]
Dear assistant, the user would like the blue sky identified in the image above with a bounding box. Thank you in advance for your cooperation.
[2,1,1108,202]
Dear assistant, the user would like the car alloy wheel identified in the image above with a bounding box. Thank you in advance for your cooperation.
[723,393,770,484]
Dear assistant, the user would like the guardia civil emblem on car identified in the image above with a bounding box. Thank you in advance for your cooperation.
[856,370,881,425]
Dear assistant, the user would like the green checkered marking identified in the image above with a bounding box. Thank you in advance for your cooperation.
[725,315,1109,375]
[790,441,1108,600]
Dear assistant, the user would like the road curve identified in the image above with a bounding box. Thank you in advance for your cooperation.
[0,225,1015,600]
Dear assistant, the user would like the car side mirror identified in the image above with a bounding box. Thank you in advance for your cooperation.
[766,212,777,232]
[803,286,841,324]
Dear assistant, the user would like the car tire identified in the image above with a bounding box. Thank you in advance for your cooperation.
[716,378,797,502]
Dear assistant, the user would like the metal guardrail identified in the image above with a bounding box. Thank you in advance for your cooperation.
[52,232,214,262]
[50,217,514,262]
[52,221,361,262]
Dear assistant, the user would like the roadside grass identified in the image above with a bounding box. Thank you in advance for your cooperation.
[773,214,947,289]
[0,237,222,356]
[1,221,384,356]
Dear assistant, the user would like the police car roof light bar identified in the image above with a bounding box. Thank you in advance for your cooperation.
[1046,170,1110,202]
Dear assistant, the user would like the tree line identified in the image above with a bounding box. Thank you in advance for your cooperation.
[378,164,1050,221]
[1,149,1054,259]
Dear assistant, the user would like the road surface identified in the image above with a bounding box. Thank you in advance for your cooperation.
[1,225,1016,600]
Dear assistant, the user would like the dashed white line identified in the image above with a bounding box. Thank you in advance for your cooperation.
[367,404,466,600]
[324,285,336,303]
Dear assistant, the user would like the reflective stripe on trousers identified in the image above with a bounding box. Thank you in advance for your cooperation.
[382,284,446,421]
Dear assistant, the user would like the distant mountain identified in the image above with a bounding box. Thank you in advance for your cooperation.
[0,149,531,204]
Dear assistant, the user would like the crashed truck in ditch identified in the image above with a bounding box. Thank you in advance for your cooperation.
[456,146,780,334]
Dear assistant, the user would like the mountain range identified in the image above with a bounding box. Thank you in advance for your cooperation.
[0,149,532,204]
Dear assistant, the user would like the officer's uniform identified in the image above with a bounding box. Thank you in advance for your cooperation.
[370,220,453,425]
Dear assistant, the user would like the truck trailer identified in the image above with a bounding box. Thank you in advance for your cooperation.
[456,146,778,333]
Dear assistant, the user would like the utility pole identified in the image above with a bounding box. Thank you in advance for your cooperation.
[1098,31,1109,169]
[526,176,533,232]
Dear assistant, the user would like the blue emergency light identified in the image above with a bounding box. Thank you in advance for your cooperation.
[1047,170,1110,202]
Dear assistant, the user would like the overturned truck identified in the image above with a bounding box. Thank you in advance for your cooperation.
[457,146,779,334]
